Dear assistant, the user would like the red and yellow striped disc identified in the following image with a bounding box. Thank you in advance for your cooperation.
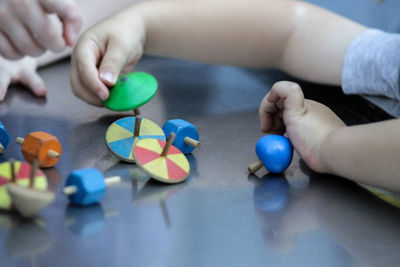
[0,161,47,210]
[134,139,190,184]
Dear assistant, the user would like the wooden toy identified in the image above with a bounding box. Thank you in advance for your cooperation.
[248,135,293,174]
[0,122,10,154]
[16,131,62,168]
[63,168,121,206]
[162,119,200,154]
[133,108,140,116]
[103,72,158,111]
[134,133,190,184]
[7,159,55,217]
[105,116,165,163]
[0,160,48,211]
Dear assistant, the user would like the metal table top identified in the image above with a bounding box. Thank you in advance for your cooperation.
[1,1,400,266]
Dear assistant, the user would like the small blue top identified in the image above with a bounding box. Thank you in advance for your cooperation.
[255,135,293,174]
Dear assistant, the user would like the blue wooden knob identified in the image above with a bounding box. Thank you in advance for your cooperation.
[162,119,199,154]
[256,135,293,173]
[65,168,106,206]
[0,122,10,153]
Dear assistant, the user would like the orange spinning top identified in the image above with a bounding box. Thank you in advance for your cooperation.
[16,132,62,168]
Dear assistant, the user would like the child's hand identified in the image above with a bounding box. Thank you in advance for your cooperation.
[0,56,46,101]
[0,0,81,59]
[70,12,145,106]
[259,81,346,172]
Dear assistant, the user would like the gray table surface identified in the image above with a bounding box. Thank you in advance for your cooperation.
[1,1,400,266]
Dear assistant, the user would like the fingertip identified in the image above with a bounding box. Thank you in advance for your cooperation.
[96,88,109,102]
[0,75,10,101]
[33,85,47,97]
[99,71,117,87]
[63,17,82,46]
[0,88,6,102]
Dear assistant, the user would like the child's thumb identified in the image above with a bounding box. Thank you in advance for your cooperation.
[98,39,128,87]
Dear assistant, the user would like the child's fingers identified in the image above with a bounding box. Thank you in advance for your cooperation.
[70,69,103,106]
[0,15,46,57]
[259,92,278,132]
[0,33,23,60]
[71,37,109,101]
[21,5,66,53]
[267,81,305,114]
[0,72,11,101]
[98,38,130,87]
[39,0,81,46]
[18,69,47,97]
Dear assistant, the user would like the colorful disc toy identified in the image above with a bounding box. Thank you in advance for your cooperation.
[134,137,190,184]
[105,116,165,163]
[0,161,47,210]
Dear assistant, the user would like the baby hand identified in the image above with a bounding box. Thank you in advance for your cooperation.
[70,11,145,106]
[258,81,346,172]
[0,56,46,101]
[0,0,81,59]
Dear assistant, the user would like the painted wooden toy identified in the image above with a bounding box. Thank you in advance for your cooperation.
[103,72,158,111]
[7,159,55,217]
[134,133,190,184]
[162,119,200,154]
[63,168,121,206]
[16,132,62,168]
[0,122,10,154]
[105,115,165,163]
[0,160,48,211]
[248,135,293,174]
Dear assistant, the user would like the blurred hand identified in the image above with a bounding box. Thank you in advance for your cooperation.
[258,81,346,172]
[0,56,46,101]
[70,11,145,106]
[0,0,81,59]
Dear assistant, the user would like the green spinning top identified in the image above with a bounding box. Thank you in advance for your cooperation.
[103,72,158,111]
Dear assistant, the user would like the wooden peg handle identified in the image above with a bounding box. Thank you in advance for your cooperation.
[134,115,142,137]
[10,158,16,183]
[133,108,140,116]
[105,176,121,187]
[63,186,77,195]
[248,160,264,174]
[48,150,59,158]
[184,137,200,149]
[16,137,24,145]
[0,143,4,153]
[29,159,40,188]
[161,133,176,157]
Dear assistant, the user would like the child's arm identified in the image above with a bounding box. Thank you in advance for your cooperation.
[71,0,366,105]
[259,81,400,192]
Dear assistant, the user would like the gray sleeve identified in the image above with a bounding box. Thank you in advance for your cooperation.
[342,29,400,100]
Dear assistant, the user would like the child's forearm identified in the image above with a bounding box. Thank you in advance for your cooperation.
[135,0,365,85]
[320,119,400,191]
